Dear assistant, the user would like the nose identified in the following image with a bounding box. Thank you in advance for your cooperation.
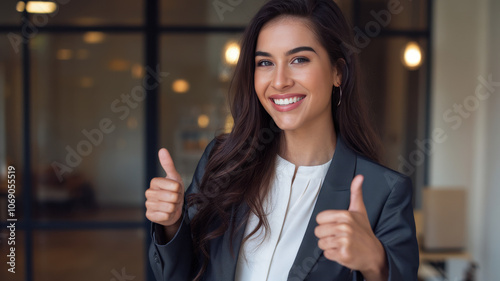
[271,64,293,91]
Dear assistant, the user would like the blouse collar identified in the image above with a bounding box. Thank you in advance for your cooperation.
[275,154,332,180]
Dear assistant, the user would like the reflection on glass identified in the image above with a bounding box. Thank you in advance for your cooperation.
[160,33,242,184]
[31,33,145,222]
[34,230,144,281]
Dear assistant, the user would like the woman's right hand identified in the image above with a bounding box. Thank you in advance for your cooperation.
[145,148,185,227]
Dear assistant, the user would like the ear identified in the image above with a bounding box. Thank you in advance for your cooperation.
[333,58,346,87]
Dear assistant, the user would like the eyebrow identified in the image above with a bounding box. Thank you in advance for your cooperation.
[255,46,317,57]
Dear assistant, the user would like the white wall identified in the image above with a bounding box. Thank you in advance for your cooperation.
[431,0,500,279]
[482,0,500,279]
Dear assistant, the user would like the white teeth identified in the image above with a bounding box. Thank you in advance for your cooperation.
[272,96,304,106]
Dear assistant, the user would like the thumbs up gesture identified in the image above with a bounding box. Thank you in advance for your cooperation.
[145,148,185,228]
[315,175,388,280]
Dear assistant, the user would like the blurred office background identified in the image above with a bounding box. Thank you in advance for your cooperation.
[0,0,498,280]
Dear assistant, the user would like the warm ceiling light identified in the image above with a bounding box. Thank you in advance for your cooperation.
[16,2,25,12]
[17,1,58,14]
[131,64,144,79]
[56,49,72,60]
[198,114,210,129]
[108,59,130,71]
[172,79,190,94]
[224,42,240,65]
[83,32,105,44]
[402,41,423,70]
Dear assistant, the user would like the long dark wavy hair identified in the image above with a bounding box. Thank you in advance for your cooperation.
[186,0,381,280]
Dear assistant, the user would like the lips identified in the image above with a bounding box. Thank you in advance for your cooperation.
[269,94,306,112]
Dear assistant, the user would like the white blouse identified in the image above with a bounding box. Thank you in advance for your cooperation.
[235,154,332,281]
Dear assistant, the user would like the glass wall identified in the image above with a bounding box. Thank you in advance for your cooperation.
[359,36,428,201]
[30,33,145,222]
[159,33,239,181]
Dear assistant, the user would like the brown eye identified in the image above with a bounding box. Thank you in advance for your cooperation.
[257,60,273,67]
[292,57,310,64]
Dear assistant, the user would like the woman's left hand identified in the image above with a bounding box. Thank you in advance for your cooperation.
[314,175,389,281]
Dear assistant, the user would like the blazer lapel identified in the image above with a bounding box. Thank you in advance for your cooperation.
[287,135,357,281]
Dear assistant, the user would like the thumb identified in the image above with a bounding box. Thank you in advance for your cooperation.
[348,174,366,213]
[158,148,182,183]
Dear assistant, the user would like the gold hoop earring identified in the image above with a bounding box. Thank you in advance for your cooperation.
[337,86,342,107]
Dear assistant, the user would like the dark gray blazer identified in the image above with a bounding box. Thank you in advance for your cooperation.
[149,135,419,281]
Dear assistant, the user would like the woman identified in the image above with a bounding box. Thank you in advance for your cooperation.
[145,0,419,280]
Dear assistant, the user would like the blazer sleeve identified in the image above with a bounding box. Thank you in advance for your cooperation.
[148,139,216,281]
[373,175,420,281]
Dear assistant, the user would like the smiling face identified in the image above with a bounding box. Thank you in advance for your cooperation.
[254,16,342,133]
